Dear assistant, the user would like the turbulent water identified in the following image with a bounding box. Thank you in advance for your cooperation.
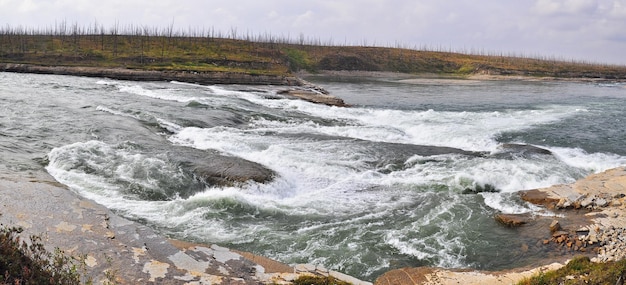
[1,72,625,281]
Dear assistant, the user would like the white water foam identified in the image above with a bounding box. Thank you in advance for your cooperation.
[47,82,626,275]
[245,104,584,152]
[550,147,626,173]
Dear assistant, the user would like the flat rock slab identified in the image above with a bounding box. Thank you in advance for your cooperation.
[0,170,371,284]
[375,263,565,285]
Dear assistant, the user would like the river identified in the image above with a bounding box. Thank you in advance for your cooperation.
[1,71,625,281]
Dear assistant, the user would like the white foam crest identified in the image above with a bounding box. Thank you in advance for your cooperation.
[480,192,541,214]
[156,118,183,133]
[46,141,129,201]
[371,153,577,192]
[249,106,582,151]
[169,124,601,217]
[170,127,367,183]
[117,84,199,103]
[95,79,117,86]
[550,147,626,173]
[96,105,140,120]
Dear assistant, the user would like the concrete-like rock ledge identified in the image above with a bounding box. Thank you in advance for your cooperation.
[0,170,370,284]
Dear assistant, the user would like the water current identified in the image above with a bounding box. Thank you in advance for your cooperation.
[1,72,625,281]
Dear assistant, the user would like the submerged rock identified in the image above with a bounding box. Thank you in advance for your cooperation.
[491,143,553,159]
[169,146,275,187]
[189,156,275,186]
[462,183,499,194]
[277,89,348,107]
[495,213,531,227]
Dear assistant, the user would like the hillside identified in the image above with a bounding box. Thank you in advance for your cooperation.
[2,31,626,80]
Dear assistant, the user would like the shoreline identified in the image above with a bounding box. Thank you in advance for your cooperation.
[0,168,371,284]
[0,63,348,107]
[376,167,626,285]
[300,69,626,83]
[3,66,626,284]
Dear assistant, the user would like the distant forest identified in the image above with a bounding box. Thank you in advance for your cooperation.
[1,22,626,79]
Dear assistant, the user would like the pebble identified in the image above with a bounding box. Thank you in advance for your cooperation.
[579,224,626,262]
[555,194,615,210]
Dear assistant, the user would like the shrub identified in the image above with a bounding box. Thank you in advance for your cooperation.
[0,226,82,284]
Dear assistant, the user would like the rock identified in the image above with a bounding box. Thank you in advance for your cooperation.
[190,157,275,186]
[549,220,561,232]
[580,195,595,208]
[498,143,553,157]
[576,240,583,247]
[576,226,590,234]
[595,198,609,207]
[277,89,347,107]
[520,189,560,208]
[557,197,572,209]
[495,213,531,227]
[552,231,569,238]
[170,147,276,187]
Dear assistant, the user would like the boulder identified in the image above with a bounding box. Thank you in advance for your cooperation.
[492,144,553,159]
[495,213,531,227]
[500,143,552,155]
[520,189,560,208]
[189,156,275,186]
[169,146,275,187]
[550,220,561,233]
[277,89,348,107]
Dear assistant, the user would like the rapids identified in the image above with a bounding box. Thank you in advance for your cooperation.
[1,71,625,280]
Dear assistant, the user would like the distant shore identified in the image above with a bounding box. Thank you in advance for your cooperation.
[301,70,626,83]
[0,63,348,107]
[0,63,301,85]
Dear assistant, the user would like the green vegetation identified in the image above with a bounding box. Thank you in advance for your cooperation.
[518,256,626,285]
[2,23,626,79]
[293,275,352,285]
[0,225,84,284]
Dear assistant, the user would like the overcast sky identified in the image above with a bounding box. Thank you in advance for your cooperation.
[1,0,625,64]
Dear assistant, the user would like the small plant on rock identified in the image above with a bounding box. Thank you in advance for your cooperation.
[0,225,82,284]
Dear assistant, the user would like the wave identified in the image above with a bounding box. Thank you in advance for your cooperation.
[37,78,626,279]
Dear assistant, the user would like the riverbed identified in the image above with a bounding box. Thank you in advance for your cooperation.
[1,71,625,281]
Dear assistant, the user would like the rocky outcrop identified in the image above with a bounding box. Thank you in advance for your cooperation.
[374,167,626,285]
[494,213,531,227]
[0,171,371,284]
[188,156,275,186]
[168,147,276,187]
[519,167,626,263]
[375,263,565,285]
[277,89,348,107]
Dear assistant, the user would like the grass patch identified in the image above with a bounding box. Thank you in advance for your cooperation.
[518,256,626,285]
[0,225,84,284]
[1,25,626,78]
[292,275,353,285]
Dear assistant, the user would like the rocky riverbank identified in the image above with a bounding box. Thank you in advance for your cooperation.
[0,168,371,284]
[375,167,626,285]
